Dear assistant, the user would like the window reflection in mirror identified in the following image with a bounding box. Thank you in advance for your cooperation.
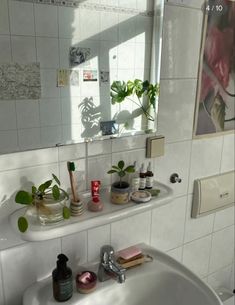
[0,0,164,154]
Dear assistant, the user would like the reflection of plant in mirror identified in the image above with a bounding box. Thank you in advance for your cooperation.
[110,80,160,122]
[15,174,70,233]
[107,160,135,187]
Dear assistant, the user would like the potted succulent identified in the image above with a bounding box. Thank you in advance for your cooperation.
[15,174,70,233]
[107,160,135,205]
[110,79,160,124]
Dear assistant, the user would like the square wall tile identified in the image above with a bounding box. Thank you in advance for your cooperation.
[87,154,112,187]
[87,139,111,157]
[117,42,135,69]
[36,37,59,68]
[58,6,80,39]
[59,158,86,193]
[118,13,136,44]
[151,196,187,251]
[34,4,58,37]
[111,211,151,250]
[184,195,214,243]
[154,141,191,197]
[1,239,61,305]
[166,246,183,263]
[214,205,234,232]
[112,135,149,153]
[61,231,87,272]
[208,265,234,291]
[18,128,41,151]
[40,69,60,99]
[16,100,40,129]
[80,9,100,41]
[9,1,35,36]
[0,147,58,172]
[0,36,11,62]
[0,130,18,154]
[221,133,235,172]
[161,4,202,78]
[135,15,153,44]
[39,99,62,127]
[100,11,118,42]
[0,101,17,131]
[58,143,86,161]
[88,224,111,262]
[182,235,212,277]
[40,126,62,147]
[11,36,36,63]
[0,0,9,35]
[209,225,235,273]
[158,79,197,143]
[189,137,223,193]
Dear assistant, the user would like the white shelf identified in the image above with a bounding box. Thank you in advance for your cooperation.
[10,182,173,242]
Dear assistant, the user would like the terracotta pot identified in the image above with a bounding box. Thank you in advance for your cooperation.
[110,181,130,205]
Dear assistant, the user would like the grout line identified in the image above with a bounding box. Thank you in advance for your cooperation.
[219,135,225,173]
[0,253,6,305]
[164,2,203,12]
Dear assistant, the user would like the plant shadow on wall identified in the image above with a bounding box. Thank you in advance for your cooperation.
[63,0,157,140]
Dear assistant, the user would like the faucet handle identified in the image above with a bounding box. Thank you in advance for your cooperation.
[100,245,114,263]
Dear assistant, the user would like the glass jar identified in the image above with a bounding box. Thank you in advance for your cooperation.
[36,195,67,225]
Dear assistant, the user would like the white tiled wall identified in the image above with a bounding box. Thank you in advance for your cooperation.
[0,1,234,305]
[0,0,153,153]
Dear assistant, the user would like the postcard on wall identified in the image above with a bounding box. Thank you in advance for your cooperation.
[69,47,91,67]
[83,70,98,82]
[194,1,235,137]
[100,71,110,83]
[70,70,79,86]
[57,69,69,87]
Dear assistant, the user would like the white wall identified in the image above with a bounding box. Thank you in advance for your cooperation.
[0,1,234,305]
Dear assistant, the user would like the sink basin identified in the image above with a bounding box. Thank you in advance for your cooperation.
[23,244,222,305]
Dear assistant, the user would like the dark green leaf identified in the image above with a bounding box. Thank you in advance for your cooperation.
[52,185,60,200]
[32,186,37,195]
[52,173,61,186]
[38,180,52,193]
[18,216,28,233]
[111,165,120,170]
[15,191,33,205]
[118,160,125,169]
[124,165,135,173]
[118,170,125,177]
[59,188,69,200]
[107,170,117,174]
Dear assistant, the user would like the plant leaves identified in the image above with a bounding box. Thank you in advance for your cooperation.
[111,165,120,170]
[107,170,117,174]
[124,165,135,173]
[32,186,37,195]
[18,216,28,233]
[63,206,71,219]
[118,170,125,177]
[110,81,130,104]
[38,180,52,193]
[52,185,60,200]
[52,173,61,186]
[15,191,33,205]
[118,160,125,169]
[59,188,69,200]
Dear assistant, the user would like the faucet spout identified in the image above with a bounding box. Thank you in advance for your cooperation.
[98,245,126,283]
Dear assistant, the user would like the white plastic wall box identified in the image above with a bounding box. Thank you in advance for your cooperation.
[192,171,235,218]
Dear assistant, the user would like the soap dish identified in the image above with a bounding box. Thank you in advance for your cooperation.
[76,271,97,294]
[131,190,151,203]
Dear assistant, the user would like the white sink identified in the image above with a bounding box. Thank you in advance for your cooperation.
[23,244,222,305]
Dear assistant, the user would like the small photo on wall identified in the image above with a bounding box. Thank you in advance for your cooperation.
[83,70,98,82]
[100,71,110,83]
[69,47,91,67]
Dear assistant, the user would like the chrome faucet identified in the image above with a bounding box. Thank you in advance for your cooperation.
[98,245,126,283]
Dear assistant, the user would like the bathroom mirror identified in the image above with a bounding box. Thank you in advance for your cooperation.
[0,0,164,154]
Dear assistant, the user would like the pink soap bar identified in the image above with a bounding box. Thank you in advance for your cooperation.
[78,272,91,284]
[117,246,142,260]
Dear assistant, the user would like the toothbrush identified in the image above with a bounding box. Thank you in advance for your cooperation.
[67,161,80,203]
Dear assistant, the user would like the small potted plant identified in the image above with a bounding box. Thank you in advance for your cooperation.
[15,174,70,233]
[107,160,135,205]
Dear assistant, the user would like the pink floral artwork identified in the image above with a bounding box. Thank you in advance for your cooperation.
[194,0,235,136]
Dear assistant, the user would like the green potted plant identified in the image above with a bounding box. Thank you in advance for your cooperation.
[15,174,70,233]
[110,79,159,124]
[107,160,135,205]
